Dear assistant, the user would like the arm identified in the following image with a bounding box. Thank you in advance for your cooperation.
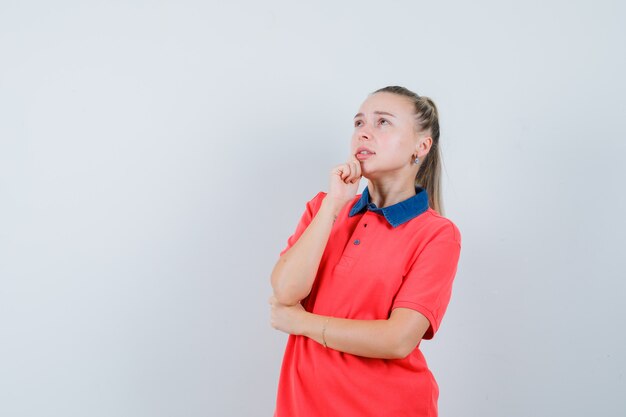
[299,307,431,360]
[270,196,341,306]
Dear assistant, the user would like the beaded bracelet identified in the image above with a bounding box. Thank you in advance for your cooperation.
[322,317,330,348]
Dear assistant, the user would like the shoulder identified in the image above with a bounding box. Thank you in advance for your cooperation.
[308,190,327,206]
[302,191,327,214]
[420,208,462,247]
[311,190,327,201]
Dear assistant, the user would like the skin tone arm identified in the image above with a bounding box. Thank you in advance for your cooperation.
[269,295,431,360]
[270,197,340,306]
[270,155,363,306]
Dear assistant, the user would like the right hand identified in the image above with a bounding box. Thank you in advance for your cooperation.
[326,155,363,212]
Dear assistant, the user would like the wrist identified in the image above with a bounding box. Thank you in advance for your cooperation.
[301,313,329,347]
[321,197,342,219]
[297,310,313,337]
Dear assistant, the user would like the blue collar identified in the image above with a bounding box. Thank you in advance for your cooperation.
[348,185,429,227]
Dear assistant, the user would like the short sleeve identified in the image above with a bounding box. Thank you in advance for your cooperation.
[391,223,462,340]
[278,191,327,258]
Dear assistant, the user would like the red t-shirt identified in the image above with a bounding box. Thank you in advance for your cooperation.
[273,187,462,417]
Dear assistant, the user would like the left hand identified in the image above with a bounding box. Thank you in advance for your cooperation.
[269,295,307,335]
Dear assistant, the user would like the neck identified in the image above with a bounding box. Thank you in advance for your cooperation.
[366,180,416,208]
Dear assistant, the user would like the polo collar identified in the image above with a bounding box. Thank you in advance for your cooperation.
[348,185,429,227]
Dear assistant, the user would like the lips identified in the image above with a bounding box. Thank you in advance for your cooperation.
[356,146,375,155]
[355,147,375,161]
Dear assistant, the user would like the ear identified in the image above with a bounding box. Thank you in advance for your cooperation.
[415,136,433,155]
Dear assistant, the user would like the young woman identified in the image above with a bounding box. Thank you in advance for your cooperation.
[269,85,462,417]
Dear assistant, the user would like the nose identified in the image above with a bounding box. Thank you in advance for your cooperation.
[358,127,371,141]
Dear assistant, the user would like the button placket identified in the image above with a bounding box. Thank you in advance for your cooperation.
[335,213,380,274]
[349,213,375,250]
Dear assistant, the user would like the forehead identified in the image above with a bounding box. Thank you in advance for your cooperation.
[356,92,413,117]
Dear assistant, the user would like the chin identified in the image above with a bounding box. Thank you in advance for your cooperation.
[361,170,379,180]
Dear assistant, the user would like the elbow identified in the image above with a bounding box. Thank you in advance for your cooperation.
[270,262,310,305]
[393,343,410,360]
[271,279,307,306]
[272,286,299,306]
[393,337,421,360]
[270,264,289,304]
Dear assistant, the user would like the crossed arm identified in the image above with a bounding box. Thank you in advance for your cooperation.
[270,194,431,359]
[269,295,431,360]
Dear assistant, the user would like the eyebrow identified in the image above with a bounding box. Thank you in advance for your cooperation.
[353,111,397,119]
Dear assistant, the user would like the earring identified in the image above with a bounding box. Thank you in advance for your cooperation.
[414,155,419,164]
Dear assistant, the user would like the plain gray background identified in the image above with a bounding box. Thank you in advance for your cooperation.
[1,1,625,416]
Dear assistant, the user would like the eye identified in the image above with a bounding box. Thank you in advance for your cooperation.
[354,120,363,127]
[379,118,389,125]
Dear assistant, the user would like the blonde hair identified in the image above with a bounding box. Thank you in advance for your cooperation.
[371,86,445,216]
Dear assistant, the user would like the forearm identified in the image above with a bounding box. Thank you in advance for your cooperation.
[301,312,401,360]
[271,198,340,305]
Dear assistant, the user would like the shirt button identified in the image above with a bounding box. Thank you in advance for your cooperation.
[353,239,360,245]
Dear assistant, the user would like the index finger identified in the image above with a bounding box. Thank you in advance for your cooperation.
[350,155,362,175]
